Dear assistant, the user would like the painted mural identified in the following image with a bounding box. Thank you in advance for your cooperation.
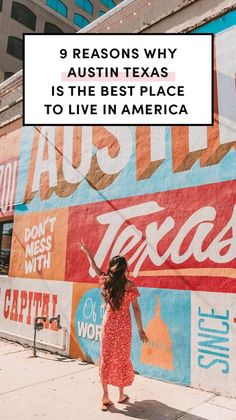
[72,286,191,385]
[0,121,20,218]
[65,182,236,292]
[0,277,73,355]
[10,208,68,279]
[191,291,236,397]
[0,10,235,397]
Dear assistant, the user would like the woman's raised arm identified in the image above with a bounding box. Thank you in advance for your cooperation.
[131,298,149,343]
[80,241,102,277]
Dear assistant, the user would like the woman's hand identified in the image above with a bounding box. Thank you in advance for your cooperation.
[138,329,149,343]
[80,241,102,277]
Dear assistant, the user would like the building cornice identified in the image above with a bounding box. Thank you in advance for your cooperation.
[31,0,78,30]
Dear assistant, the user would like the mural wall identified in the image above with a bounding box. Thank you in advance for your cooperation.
[0,277,73,355]
[0,10,236,397]
[0,121,20,218]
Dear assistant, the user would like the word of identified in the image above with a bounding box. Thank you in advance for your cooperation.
[82,297,105,322]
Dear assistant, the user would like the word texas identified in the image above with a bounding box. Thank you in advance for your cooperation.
[89,201,236,277]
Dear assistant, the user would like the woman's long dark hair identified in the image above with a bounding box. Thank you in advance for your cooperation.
[102,255,128,311]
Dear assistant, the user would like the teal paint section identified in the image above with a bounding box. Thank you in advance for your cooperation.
[74,287,191,386]
[75,288,103,362]
[193,10,236,34]
[131,288,191,386]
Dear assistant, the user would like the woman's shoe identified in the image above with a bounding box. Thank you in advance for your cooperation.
[101,400,113,411]
[118,394,129,403]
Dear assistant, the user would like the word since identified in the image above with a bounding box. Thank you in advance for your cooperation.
[3,288,58,329]
[197,307,230,374]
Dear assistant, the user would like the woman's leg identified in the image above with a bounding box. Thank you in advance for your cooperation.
[102,383,112,403]
[118,386,126,401]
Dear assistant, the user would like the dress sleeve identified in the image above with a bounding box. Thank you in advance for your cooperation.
[127,286,140,301]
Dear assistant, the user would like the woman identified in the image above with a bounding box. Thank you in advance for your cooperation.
[81,242,148,411]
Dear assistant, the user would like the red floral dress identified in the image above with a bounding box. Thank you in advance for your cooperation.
[99,277,140,387]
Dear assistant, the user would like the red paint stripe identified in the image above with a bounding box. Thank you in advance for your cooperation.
[135,276,236,293]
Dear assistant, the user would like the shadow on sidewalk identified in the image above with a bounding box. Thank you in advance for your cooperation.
[109,399,206,420]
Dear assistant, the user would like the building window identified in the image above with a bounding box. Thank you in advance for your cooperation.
[46,0,68,18]
[7,36,23,60]
[0,221,13,275]
[100,0,115,8]
[73,13,90,28]
[44,22,63,33]
[75,0,93,16]
[0,0,2,12]
[99,10,105,17]
[4,72,14,81]
[11,2,37,31]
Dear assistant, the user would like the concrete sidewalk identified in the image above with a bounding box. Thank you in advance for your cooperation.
[0,339,236,420]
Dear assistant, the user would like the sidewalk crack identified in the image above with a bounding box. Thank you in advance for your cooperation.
[0,349,28,357]
[170,394,217,420]
[208,401,236,412]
